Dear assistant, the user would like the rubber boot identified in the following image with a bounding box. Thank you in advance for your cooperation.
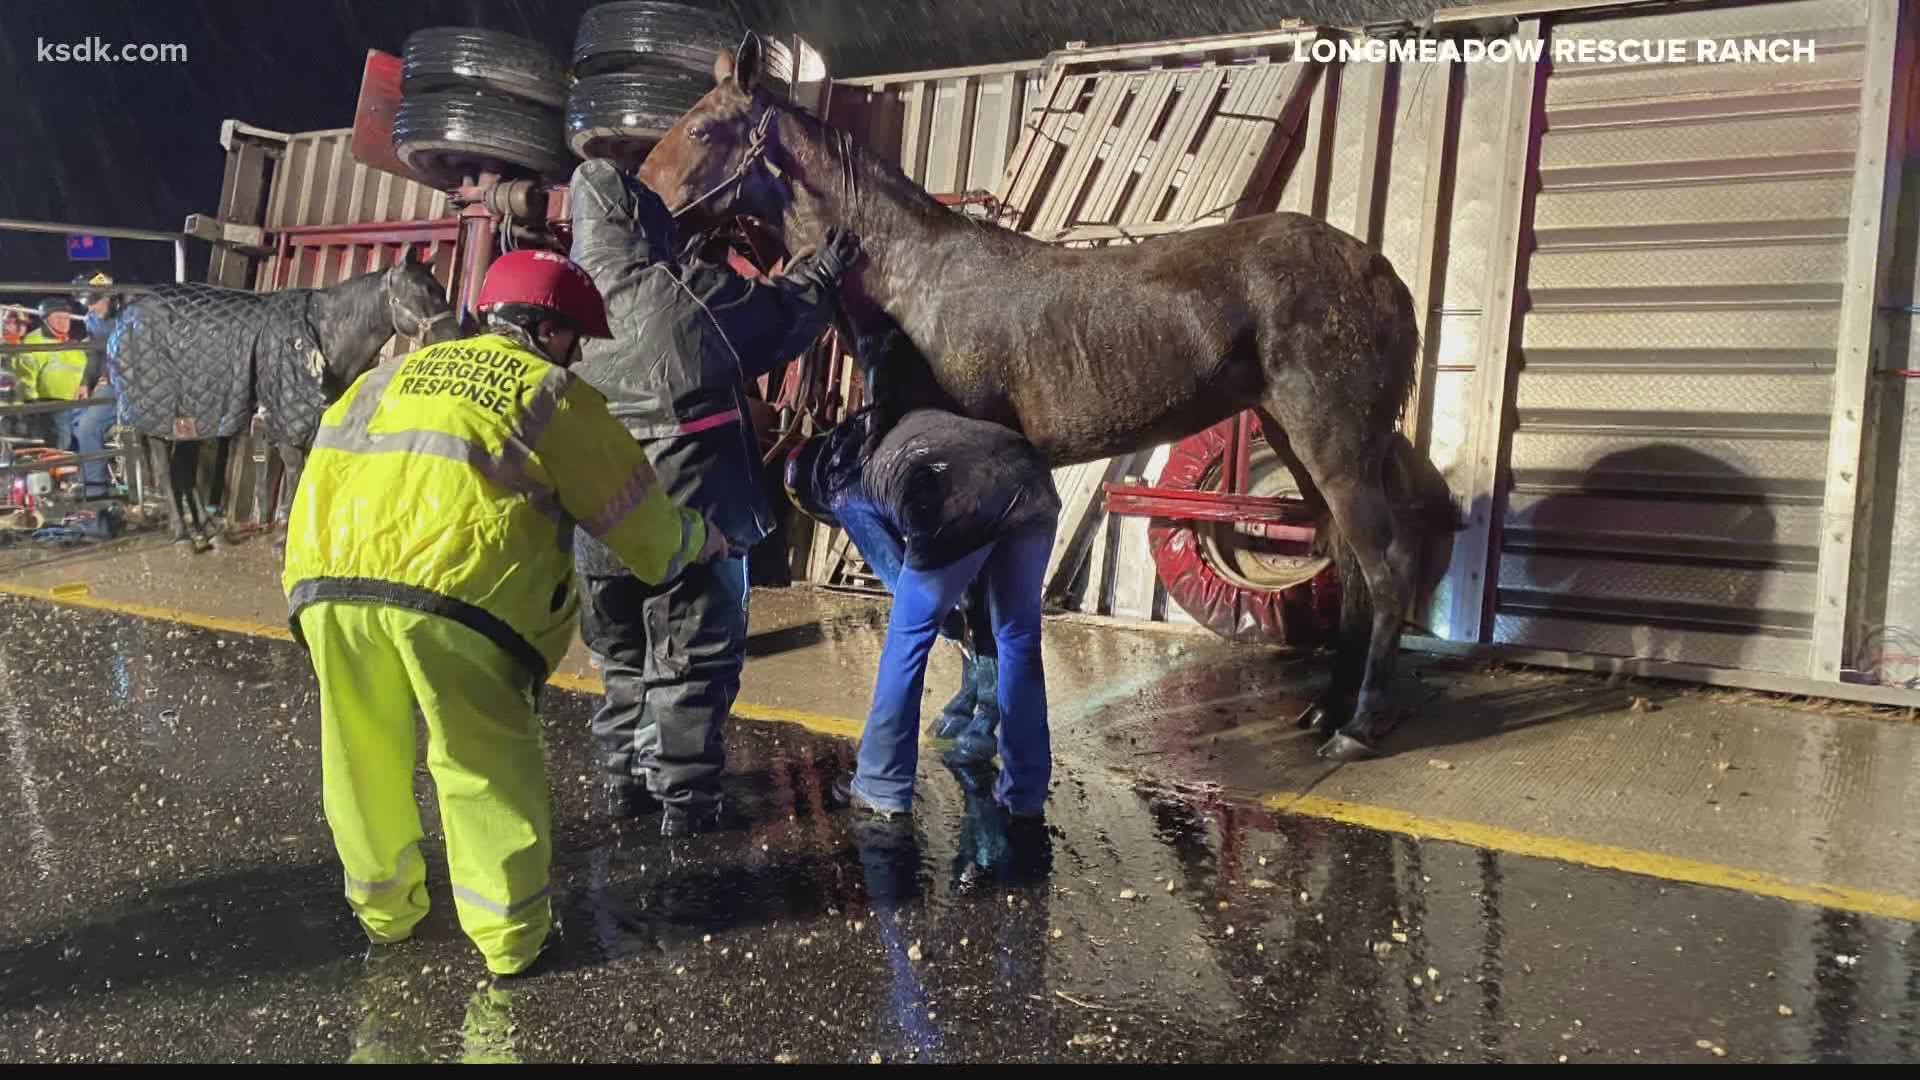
[932,644,980,741]
[942,654,1001,767]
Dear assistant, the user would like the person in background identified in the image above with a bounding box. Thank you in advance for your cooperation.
[568,158,858,836]
[19,298,89,451]
[783,365,1062,821]
[1,308,29,442]
[0,307,27,347]
[282,250,728,977]
[73,272,122,499]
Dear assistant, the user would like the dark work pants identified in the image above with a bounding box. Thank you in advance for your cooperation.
[580,553,749,811]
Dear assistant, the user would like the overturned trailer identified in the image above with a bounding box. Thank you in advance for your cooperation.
[191,0,1918,708]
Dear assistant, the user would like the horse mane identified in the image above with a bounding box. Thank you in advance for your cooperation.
[775,99,966,231]
[306,263,403,380]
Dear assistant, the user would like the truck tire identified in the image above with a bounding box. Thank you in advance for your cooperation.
[566,71,711,162]
[393,92,569,187]
[571,1,745,79]
[402,28,571,110]
[1146,420,1340,647]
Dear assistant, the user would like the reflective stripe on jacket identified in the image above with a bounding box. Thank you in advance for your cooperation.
[283,331,707,678]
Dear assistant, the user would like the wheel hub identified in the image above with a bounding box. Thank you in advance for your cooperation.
[1196,446,1332,593]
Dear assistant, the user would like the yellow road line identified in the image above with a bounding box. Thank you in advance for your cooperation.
[0,581,297,643]
[1262,791,1920,924]
[0,580,866,740]
[8,578,1920,921]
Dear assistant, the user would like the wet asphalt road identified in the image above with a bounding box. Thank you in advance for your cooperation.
[2,595,1917,1063]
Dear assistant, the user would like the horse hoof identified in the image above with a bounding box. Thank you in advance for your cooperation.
[1317,731,1380,762]
[208,533,230,550]
[172,538,195,555]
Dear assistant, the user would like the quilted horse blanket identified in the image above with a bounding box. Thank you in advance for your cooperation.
[107,283,336,448]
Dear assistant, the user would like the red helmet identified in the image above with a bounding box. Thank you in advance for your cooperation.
[475,250,613,339]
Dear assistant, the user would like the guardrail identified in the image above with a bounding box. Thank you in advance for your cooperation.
[0,217,189,283]
[0,341,107,354]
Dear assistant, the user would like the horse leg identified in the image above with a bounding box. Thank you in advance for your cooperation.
[166,441,206,552]
[1253,410,1328,512]
[184,441,214,552]
[152,438,184,545]
[201,437,232,549]
[272,444,306,559]
[191,432,230,545]
[1267,402,1410,762]
[1255,409,1354,736]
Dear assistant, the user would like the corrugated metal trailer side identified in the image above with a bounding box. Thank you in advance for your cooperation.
[1433,0,1911,705]
[1493,0,1879,678]
[1857,56,1920,692]
[815,0,1920,704]
[258,128,458,295]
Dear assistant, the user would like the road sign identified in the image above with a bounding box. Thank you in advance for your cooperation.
[67,234,111,261]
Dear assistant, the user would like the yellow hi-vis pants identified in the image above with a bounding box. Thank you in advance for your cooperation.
[298,600,553,975]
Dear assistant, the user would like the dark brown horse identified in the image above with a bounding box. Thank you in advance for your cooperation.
[641,36,1454,760]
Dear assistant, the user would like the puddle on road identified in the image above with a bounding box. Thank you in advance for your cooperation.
[2,597,1917,1063]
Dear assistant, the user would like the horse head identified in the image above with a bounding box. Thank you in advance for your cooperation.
[383,246,458,345]
[640,33,800,245]
[641,38,989,408]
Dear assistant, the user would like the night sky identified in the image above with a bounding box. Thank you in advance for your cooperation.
[0,0,1429,297]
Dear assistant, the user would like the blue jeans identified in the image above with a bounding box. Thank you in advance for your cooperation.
[837,503,905,591]
[40,407,79,453]
[853,517,1055,815]
[74,398,113,497]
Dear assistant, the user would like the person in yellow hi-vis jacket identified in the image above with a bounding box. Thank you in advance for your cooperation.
[282,249,730,977]
[19,298,91,450]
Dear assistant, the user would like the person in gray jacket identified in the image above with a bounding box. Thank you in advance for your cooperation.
[567,157,860,836]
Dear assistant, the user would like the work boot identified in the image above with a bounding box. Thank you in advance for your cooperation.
[932,669,978,741]
[940,654,1002,766]
[831,774,910,821]
[660,799,727,838]
[606,782,660,820]
[932,638,979,738]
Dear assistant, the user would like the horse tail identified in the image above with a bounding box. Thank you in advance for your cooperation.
[1363,248,1421,428]
[1384,432,1464,534]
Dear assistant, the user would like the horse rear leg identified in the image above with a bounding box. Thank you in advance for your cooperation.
[151,437,183,545]
[196,437,232,549]
[1268,406,1410,761]
[1255,408,1365,736]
